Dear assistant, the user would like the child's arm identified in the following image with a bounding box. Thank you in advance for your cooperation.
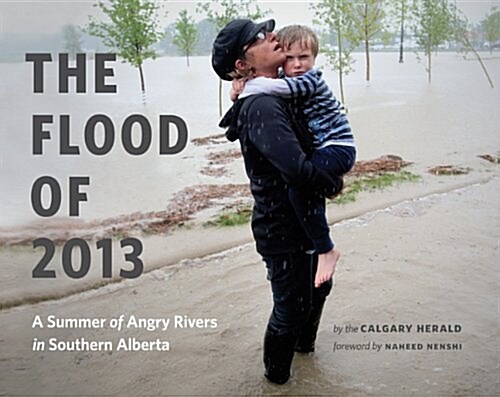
[281,69,321,99]
[241,76,293,98]
[241,69,321,99]
[230,79,246,102]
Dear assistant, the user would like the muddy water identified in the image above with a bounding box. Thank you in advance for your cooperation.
[2,52,499,228]
[0,179,498,396]
[1,36,499,396]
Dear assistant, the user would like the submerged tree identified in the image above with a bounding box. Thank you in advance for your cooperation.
[391,0,410,63]
[62,24,84,58]
[311,0,358,106]
[197,0,270,116]
[173,10,198,68]
[411,0,493,87]
[86,0,164,101]
[352,0,387,82]
[411,0,455,84]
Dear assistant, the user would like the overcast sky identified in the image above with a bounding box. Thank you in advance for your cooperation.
[0,0,498,36]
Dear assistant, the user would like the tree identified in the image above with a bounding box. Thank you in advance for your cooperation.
[197,0,270,116]
[390,0,410,63]
[86,0,164,101]
[411,0,455,84]
[450,6,494,88]
[62,24,84,58]
[173,10,198,68]
[193,19,218,55]
[481,7,500,53]
[160,23,178,55]
[311,0,359,106]
[352,0,387,81]
[160,19,217,56]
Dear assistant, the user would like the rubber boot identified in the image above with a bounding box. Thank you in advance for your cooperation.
[263,328,297,385]
[295,303,325,353]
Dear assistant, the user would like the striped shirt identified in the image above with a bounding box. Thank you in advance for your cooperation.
[240,68,355,149]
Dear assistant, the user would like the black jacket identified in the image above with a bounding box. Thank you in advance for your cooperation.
[220,94,338,256]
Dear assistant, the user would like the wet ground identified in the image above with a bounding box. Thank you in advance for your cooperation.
[0,177,498,396]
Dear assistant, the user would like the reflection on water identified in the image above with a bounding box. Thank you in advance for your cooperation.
[236,352,357,396]
[1,53,499,229]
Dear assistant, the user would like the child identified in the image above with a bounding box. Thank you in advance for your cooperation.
[231,25,356,288]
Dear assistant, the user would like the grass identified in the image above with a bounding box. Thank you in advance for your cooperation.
[205,206,253,227]
[333,171,421,205]
[205,171,421,227]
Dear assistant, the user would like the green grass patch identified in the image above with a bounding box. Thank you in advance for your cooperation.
[334,171,421,205]
[205,207,253,227]
[205,171,421,226]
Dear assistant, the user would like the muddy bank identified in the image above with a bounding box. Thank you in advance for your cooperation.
[0,155,409,246]
[1,158,497,309]
[0,177,497,396]
[0,154,464,246]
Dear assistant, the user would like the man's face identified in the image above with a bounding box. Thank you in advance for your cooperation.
[282,41,315,77]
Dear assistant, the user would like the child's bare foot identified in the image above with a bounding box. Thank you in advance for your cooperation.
[315,249,341,288]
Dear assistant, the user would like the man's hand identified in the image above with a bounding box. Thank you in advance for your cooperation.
[326,175,344,200]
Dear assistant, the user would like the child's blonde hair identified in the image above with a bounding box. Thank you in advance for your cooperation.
[277,25,319,57]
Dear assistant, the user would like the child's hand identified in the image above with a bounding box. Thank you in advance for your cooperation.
[230,78,246,102]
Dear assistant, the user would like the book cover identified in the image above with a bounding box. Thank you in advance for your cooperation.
[1,1,498,396]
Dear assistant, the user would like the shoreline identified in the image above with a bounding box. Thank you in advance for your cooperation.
[1,49,499,394]
[1,169,496,310]
[1,176,497,396]
[2,152,497,245]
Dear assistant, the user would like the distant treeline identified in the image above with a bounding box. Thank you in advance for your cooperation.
[1,14,497,63]
[160,19,218,56]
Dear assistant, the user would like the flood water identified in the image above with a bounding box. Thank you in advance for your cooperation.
[1,51,499,397]
[1,52,499,228]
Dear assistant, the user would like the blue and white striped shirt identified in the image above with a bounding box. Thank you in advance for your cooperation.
[240,68,355,149]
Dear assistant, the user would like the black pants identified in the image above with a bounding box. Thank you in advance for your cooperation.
[264,250,332,335]
[262,250,332,384]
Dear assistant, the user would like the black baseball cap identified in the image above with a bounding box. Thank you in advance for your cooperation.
[212,18,275,81]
